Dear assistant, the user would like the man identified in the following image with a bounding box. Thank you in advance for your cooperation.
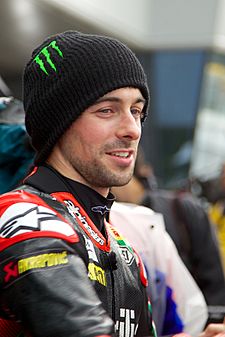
[0,31,155,337]
[0,31,224,337]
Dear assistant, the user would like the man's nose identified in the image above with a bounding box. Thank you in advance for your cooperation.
[116,111,141,140]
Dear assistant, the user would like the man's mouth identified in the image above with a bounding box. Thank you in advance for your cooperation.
[110,152,130,158]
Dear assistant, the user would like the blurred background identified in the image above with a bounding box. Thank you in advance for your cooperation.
[1,0,225,194]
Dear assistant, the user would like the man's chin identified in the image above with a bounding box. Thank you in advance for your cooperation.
[96,166,134,188]
[111,176,133,187]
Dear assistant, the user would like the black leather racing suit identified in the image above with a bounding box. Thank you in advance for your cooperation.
[0,165,155,337]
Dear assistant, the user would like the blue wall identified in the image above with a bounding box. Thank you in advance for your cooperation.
[138,50,206,187]
[153,51,205,127]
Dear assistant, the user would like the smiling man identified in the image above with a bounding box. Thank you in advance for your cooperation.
[0,31,154,337]
[48,87,145,194]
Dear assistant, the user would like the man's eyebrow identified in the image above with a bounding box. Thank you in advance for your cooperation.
[95,96,146,105]
[135,98,146,105]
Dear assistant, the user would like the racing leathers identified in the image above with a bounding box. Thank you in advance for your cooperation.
[0,165,155,337]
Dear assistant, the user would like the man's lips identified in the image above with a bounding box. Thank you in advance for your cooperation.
[106,149,134,158]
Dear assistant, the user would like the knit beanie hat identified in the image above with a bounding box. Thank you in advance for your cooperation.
[23,30,149,164]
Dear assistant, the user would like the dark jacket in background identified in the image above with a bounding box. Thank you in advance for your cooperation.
[142,189,225,307]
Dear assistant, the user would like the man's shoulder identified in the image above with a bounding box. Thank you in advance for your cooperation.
[0,186,59,220]
[0,186,45,205]
[0,186,79,249]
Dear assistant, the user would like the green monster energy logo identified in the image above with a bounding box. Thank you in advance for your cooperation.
[34,40,63,75]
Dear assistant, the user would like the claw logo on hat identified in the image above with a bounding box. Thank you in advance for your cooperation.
[34,40,63,75]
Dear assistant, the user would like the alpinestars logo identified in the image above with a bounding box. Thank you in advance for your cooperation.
[91,205,110,215]
[34,40,63,75]
[0,202,76,239]
[0,206,59,238]
[64,200,104,245]
[115,308,138,337]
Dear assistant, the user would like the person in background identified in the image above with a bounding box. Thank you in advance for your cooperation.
[208,163,225,275]
[110,201,208,336]
[112,147,225,324]
[0,30,155,337]
[0,96,34,193]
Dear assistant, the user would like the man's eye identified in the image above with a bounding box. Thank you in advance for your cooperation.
[131,108,143,119]
[99,109,112,114]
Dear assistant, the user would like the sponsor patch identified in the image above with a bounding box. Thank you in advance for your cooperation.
[64,199,104,246]
[107,224,135,266]
[3,251,68,283]
[115,308,138,337]
[0,202,75,238]
[107,225,124,242]
[118,246,135,266]
[84,236,98,262]
[91,205,110,215]
[88,262,106,286]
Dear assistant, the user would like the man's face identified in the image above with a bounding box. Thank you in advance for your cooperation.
[53,87,145,196]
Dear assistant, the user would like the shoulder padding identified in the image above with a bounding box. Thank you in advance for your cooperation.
[0,188,79,251]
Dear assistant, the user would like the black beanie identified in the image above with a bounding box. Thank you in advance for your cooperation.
[23,30,149,164]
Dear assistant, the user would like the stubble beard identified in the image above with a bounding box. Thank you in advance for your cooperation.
[71,155,135,189]
[60,133,137,189]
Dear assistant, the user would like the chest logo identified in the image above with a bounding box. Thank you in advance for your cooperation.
[84,236,98,262]
[115,308,138,337]
[64,199,104,246]
[91,205,110,215]
[118,246,134,266]
[88,262,106,286]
